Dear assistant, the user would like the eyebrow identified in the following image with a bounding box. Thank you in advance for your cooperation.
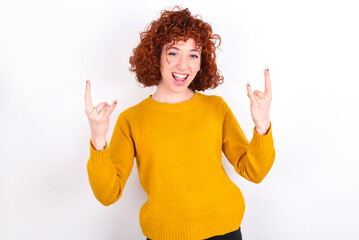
[167,46,201,53]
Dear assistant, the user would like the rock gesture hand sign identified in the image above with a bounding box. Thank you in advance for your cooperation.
[85,80,118,150]
[246,68,272,135]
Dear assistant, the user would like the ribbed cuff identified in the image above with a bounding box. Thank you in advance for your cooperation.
[250,122,274,148]
[89,139,109,166]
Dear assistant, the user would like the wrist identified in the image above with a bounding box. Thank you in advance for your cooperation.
[255,121,271,135]
[91,137,107,151]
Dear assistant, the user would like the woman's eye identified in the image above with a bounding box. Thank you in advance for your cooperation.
[191,55,199,59]
[168,52,177,56]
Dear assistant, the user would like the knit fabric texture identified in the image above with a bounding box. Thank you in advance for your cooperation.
[87,91,276,240]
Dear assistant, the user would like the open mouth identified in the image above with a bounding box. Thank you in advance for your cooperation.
[172,73,189,82]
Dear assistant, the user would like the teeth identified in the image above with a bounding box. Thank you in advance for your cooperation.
[173,73,187,79]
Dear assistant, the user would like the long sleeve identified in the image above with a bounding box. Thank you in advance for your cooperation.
[221,97,275,184]
[87,108,136,206]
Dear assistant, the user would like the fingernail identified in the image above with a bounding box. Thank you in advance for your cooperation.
[247,83,250,86]
[114,101,117,104]
[86,80,89,84]
[266,68,269,72]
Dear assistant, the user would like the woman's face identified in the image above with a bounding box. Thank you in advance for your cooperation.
[159,38,201,93]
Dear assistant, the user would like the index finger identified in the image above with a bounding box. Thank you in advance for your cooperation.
[264,68,272,96]
[85,80,94,109]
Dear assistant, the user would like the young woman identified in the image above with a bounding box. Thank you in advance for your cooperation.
[85,6,275,240]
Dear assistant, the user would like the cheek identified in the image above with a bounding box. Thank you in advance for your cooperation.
[160,57,176,70]
[160,61,169,74]
[191,62,201,73]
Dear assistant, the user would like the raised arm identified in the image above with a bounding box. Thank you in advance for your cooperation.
[222,68,275,183]
[85,80,135,205]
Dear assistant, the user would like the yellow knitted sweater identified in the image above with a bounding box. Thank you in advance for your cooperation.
[87,91,275,240]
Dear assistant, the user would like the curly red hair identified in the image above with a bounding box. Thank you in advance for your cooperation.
[129,6,224,91]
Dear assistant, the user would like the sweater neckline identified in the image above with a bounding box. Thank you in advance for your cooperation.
[144,91,201,112]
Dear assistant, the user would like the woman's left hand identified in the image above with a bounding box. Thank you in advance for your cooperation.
[246,68,272,135]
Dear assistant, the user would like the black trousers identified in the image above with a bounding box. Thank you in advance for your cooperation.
[146,226,242,240]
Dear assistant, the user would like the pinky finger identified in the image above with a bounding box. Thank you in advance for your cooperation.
[103,101,118,118]
[246,83,256,103]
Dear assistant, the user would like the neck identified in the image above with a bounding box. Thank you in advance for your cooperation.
[151,88,195,104]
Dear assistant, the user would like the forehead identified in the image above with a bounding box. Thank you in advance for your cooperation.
[164,38,201,50]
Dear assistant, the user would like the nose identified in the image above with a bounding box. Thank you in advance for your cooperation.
[177,54,188,71]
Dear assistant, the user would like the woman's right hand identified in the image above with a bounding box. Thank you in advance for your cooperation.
[84,80,118,141]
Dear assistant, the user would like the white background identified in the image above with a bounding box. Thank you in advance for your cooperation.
[1,0,358,239]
